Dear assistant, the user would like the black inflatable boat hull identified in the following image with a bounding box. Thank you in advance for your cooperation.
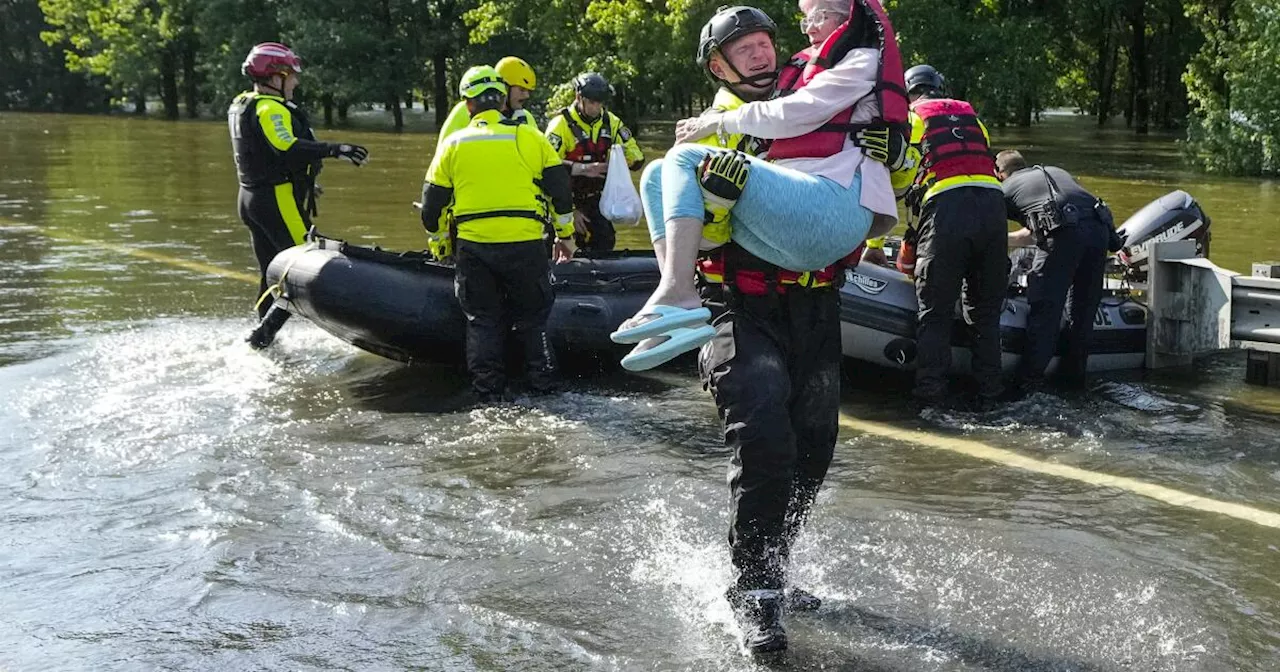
[267,242,657,363]
[837,263,1148,373]
[268,240,1148,372]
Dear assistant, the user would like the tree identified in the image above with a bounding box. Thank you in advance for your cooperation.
[39,0,162,114]
[38,0,200,119]
[1184,0,1280,175]
[1,0,109,111]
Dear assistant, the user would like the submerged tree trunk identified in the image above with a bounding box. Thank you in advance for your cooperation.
[322,92,334,127]
[387,90,403,131]
[1017,94,1033,127]
[159,47,179,120]
[181,36,198,118]
[1129,0,1149,134]
[376,0,403,132]
[433,50,449,129]
[1095,8,1118,126]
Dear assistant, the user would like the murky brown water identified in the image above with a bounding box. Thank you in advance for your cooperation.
[2,111,1279,671]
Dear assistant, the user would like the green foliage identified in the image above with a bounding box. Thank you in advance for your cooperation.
[465,0,804,125]
[38,0,164,96]
[0,0,110,111]
[2,0,1274,177]
[1184,0,1280,175]
[194,0,283,106]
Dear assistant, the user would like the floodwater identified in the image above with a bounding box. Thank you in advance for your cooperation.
[1,111,1279,671]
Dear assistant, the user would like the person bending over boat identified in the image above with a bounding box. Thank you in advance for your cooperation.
[997,149,1121,398]
[624,0,908,656]
[544,73,646,254]
[419,66,577,402]
[231,42,369,350]
[611,0,908,375]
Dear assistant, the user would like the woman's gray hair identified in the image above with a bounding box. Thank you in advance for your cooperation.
[817,0,850,17]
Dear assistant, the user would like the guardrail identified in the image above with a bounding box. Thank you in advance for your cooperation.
[1232,265,1280,386]
[1145,242,1280,386]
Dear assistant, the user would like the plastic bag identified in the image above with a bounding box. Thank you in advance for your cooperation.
[599,145,643,226]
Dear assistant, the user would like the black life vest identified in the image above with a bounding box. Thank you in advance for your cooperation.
[228,92,320,193]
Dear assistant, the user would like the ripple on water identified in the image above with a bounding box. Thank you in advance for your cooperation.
[0,314,1267,670]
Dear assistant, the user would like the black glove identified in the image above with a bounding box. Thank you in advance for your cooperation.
[699,151,751,202]
[904,183,925,214]
[698,151,751,236]
[329,143,369,166]
[1108,226,1126,253]
[853,124,908,171]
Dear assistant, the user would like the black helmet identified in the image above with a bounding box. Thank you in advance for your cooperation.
[696,5,777,69]
[573,72,612,102]
[905,64,945,97]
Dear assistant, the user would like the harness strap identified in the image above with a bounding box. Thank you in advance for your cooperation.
[875,80,909,96]
[920,147,992,170]
[563,109,590,146]
[561,109,613,155]
[452,209,547,225]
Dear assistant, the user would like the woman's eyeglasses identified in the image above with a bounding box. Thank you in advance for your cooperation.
[800,8,846,32]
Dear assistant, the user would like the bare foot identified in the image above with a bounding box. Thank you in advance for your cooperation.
[621,286,702,331]
[640,294,702,313]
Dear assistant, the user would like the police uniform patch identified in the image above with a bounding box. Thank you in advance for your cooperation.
[619,127,632,142]
[548,133,563,151]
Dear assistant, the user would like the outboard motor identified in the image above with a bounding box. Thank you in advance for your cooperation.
[1114,190,1211,283]
[1007,246,1036,293]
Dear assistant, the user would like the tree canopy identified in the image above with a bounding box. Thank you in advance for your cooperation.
[1,0,1276,175]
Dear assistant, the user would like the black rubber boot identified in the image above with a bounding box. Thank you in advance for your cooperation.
[726,588,787,655]
[246,304,290,350]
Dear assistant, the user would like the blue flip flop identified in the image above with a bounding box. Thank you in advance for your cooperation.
[620,325,717,372]
[611,305,712,344]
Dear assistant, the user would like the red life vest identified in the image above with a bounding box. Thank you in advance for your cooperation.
[911,98,997,184]
[697,243,864,296]
[560,108,614,163]
[768,0,908,161]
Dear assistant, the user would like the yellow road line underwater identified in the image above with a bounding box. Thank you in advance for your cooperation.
[106,242,261,285]
[839,415,1280,530]
[0,221,260,285]
[58,231,262,284]
[13,218,1279,530]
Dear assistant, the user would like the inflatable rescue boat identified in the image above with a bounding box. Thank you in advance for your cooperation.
[266,190,1210,372]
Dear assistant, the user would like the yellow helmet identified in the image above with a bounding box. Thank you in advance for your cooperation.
[459,65,508,99]
[495,56,536,90]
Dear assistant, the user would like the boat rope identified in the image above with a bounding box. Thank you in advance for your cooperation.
[253,240,317,312]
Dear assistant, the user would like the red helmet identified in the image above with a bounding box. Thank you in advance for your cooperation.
[242,42,302,80]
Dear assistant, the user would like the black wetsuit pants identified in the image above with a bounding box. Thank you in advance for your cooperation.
[239,186,308,318]
[573,196,616,254]
[699,286,842,592]
[454,239,556,397]
[1017,221,1109,388]
[913,187,1009,401]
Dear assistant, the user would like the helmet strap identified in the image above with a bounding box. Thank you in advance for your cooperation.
[575,99,601,122]
[255,72,289,99]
